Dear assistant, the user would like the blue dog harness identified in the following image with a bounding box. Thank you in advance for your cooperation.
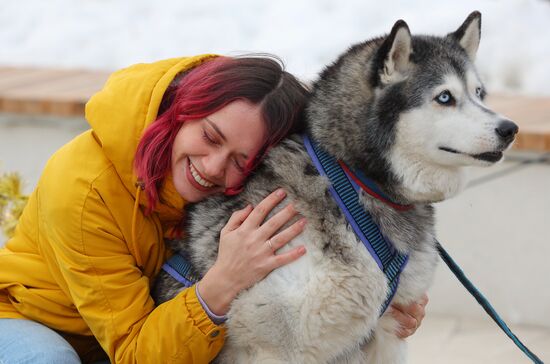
[162,252,200,288]
[302,134,409,315]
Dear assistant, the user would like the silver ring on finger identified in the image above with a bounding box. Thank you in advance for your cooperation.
[266,239,275,253]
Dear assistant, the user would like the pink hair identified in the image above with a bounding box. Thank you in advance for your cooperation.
[134,56,308,214]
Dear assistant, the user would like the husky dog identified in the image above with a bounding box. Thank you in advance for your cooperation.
[153,11,518,363]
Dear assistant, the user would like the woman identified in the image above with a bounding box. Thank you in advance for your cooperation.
[0,54,427,363]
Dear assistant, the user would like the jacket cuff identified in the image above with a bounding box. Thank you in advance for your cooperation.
[195,283,228,325]
[181,285,226,338]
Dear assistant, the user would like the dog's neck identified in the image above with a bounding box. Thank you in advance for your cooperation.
[388,148,466,203]
[339,161,414,211]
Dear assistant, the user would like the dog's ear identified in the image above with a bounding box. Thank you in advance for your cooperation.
[375,20,412,86]
[450,11,481,60]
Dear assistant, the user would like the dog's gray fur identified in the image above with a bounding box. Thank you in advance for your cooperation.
[153,11,517,363]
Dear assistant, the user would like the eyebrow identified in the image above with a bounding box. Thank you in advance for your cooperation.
[204,117,249,160]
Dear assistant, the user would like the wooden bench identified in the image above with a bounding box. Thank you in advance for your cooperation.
[0,67,111,117]
[485,95,550,152]
[0,67,549,152]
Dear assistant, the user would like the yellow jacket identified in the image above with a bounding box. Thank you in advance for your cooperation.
[0,55,226,363]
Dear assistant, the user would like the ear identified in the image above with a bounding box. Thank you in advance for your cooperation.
[377,20,412,85]
[450,11,481,60]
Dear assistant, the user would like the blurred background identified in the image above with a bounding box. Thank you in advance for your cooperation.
[1,0,550,94]
[1,0,549,362]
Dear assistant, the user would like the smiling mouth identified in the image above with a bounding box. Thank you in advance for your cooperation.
[187,159,216,189]
[439,147,503,163]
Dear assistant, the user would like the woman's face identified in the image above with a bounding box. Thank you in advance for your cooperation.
[171,100,266,203]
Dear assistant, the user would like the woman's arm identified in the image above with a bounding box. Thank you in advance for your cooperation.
[45,186,224,363]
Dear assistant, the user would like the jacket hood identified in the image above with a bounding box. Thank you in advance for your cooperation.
[85,55,218,220]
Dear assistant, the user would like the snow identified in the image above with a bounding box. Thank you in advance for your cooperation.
[1,0,550,95]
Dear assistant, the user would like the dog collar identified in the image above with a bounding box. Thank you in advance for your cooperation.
[338,161,413,211]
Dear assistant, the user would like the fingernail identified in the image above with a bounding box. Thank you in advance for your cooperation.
[299,218,307,227]
[298,246,306,255]
[276,188,286,197]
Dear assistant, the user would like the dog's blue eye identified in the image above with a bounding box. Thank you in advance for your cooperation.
[436,91,454,106]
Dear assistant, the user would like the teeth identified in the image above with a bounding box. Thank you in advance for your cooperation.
[189,161,215,188]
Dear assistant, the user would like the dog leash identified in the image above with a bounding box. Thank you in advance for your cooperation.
[437,241,544,364]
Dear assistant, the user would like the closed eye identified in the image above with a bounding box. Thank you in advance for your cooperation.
[202,130,220,146]
[233,158,245,174]
[203,128,246,173]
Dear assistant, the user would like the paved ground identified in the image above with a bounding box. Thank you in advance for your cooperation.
[409,314,550,364]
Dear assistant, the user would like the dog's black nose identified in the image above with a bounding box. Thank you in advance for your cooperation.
[495,120,519,143]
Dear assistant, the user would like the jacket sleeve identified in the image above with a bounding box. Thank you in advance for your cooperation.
[44,186,226,363]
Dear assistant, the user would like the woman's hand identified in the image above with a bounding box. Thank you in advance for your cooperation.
[390,294,429,339]
[198,188,307,315]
